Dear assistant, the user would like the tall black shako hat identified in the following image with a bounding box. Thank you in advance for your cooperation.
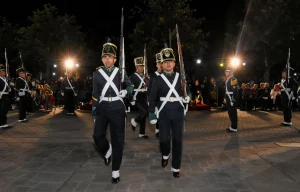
[160,43,176,62]
[101,38,117,58]
[134,57,144,66]
[0,64,6,71]
[16,66,26,74]
[155,53,162,63]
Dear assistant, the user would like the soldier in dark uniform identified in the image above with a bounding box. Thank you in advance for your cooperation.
[15,67,29,122]
[130,57,149,139]
[92,40,133,184]
[26,73,34,114]
[224,67,238,132]
[147,53,163,138]
[148,48,191,178]
[61,70,77,115]
[0,64,12,129]
[280,68,298,126]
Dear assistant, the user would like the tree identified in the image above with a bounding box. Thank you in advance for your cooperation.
[0,17,20,77]
[18,4,86,83]
[236,0,300,82]
[129,0,208,73]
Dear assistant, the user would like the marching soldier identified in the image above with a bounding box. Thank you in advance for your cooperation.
[147,53,163,138]
[130,57,149,139]
[92,40,133,184]
[26,72,34,114]
[224,67,238,132]
[280,68,298,126]
[0,64,12,129]
[15,67,29,122]
[148,48,190,178]
[61,70,77,115]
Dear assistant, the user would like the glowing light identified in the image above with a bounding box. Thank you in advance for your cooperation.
[220,63,224,67]
[76,63,79,67]
[60,77,63,79]
[231,57,240,67]
[53,64,57,68]
[243,62,246,66]
[52,72,56,76]
[196,59,201,64]
[65,59,74,68]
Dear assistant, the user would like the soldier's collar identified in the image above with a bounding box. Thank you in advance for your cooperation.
[163,71,174,76]
[137,72,144,77]
[104,65,115,72]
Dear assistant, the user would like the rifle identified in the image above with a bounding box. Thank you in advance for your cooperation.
[19,51,25,69]
[143,43,149,86]
[4,48,9,80]
[286,48,290,84]
[175,24,187,98]
[119,8,125,90]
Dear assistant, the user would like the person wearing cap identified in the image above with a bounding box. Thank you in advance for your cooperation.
[148,47,191,178]
[224,67,238,132]
[92,39,133,184]
[130,57,149,139]
[15,67,29,122]
[147,52,163,138]
[280,68,298,126]
[61,70,77,115]
[26,72,34,114]
[0,64,12,129]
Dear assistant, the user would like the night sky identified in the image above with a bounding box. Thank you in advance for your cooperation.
[1,0,245,69]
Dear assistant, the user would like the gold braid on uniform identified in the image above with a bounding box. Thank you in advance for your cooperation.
[92,95,98,101]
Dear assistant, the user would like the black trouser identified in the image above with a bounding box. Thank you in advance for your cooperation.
[226,97,238,129]
[0,95,9,126]
[26,95,34,113]
[159,106,184,170]
[93,101,126,171]
[134,101,148,135]
[282,95,292,122]
[19,96,27,120]
[64,91,75,113]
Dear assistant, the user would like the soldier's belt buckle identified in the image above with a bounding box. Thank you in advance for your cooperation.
[170,97,174,102]
[141,89,144,92]
[108,97,112,102]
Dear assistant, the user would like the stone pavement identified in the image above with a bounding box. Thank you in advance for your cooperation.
[0,108,300,192]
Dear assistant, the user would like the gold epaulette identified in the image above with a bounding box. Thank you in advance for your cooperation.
[231,78,237,86]
[92,95,98,101]
[96,66,104,70]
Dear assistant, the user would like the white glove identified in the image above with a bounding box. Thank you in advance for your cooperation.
[292,96,295,100]
[230,102,233,106]
[16,97,20,101]
[74,93,77,97]
[119,89,127,98]
[9,82,15,86]
[130,101,135,105]
[61,92,64,96]
[150,119,157,124]
[182,96,190,104]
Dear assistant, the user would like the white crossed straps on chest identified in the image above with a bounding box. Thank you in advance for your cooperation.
[17,77,30,92]
[0,76,9,98]
[98,67,122,103]
[157,72,184,118]
[133,72,147,101]
[155,71,160,76]
[281,79,293,99]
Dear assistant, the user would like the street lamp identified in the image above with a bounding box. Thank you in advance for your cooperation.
[65,59,74,69]
[231,57,240,68]
[53,72,56,76]
[53,64,57,68]
[196,59,201,64]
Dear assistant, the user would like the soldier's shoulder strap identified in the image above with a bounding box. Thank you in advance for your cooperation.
[96,66,104,70]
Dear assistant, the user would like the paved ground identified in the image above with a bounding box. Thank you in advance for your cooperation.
[1,108,300,192]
